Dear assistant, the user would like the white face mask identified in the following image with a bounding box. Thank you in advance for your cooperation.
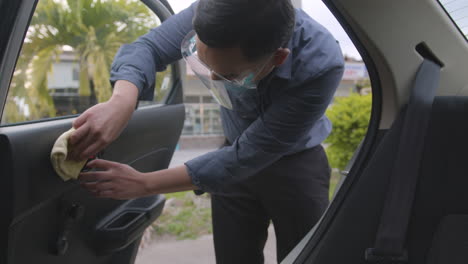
[181,30,271,110]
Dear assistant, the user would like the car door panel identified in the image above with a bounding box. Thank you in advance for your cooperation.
[2,103,184,264]
[1,106,178,212]
[0,0,185,263]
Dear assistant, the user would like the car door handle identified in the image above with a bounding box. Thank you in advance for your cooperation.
[91,195,165,255]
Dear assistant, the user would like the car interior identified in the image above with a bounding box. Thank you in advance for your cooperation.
[0,0,467,264]
[284,0,468,263]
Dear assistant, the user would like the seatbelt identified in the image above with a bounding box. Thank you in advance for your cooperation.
[365,59,441,263]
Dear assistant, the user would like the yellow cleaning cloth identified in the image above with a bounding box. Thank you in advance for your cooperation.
[50,128,87,181]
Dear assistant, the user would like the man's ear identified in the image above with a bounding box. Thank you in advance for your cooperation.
[273,48,290,66]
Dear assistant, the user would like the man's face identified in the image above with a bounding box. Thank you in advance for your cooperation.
[195,37,274,82]
[181,31,290,109]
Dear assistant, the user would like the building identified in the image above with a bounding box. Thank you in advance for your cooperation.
[47,51,95,116]
[334,58,369,97]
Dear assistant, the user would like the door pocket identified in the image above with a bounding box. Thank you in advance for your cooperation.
[91,195,165,255]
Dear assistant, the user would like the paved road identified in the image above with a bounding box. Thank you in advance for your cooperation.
[135,226,277,264]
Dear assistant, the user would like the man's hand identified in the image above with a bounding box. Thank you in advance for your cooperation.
[79,160,198,200]
[68,80,139,160]
[79,159,151,200]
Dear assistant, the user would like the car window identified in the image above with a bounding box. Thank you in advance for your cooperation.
[0,0,172,126]
[178,0,371,187]
[438,0,468,39]
[142,1,373,263]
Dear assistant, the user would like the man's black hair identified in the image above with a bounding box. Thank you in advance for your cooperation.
[193,0,295,61]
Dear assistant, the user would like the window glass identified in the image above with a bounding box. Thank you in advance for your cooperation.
[1,0,171,125]
[439,0,468,39]
[152,5,373,262]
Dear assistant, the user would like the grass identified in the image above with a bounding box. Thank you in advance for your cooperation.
[151,169,343,240]
[151,192,212,240]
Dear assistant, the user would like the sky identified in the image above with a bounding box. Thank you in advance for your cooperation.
[166,0,362,60]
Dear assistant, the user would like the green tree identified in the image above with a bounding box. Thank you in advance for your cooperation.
[325,93,372,170]
[4,0,157,123]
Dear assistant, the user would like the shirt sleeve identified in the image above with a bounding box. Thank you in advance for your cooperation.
[185,66,345,194]
[109,2,197,99]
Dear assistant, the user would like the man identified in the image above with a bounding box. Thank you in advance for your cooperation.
[72,0,344,262]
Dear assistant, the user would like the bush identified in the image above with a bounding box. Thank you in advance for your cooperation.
[325,93,372,170]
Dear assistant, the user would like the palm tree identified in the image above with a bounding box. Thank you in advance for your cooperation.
[4,0,158,123]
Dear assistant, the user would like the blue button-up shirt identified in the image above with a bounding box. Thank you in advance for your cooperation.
[110,2,344,194]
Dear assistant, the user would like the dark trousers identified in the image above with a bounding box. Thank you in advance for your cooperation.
[211,145,331,264]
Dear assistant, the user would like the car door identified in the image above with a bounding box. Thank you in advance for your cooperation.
[282,0,468,263]
[0,0,184,263]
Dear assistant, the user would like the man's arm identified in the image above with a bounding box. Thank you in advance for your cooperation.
[186,67,344,193]
[109,3,196,97]
[78,160,196,200]
[69,3,197,160]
